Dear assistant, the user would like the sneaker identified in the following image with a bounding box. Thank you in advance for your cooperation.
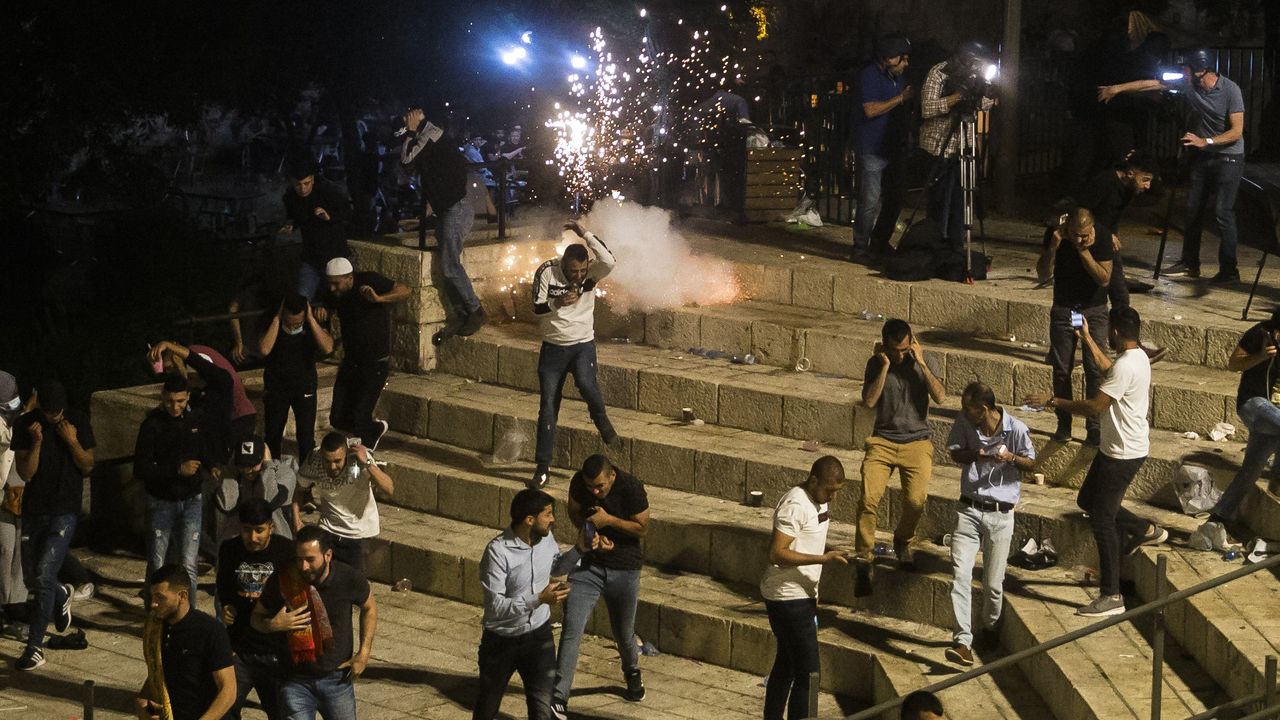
[550,700,568,720]
[15,647,44,671]
[945,643,974,666]
[1124,524,1169,555]
[530,465,550,489]
[1076,594,1125,617]
[894,540,916,571]
[53,584,73,633]
[0,622,28,642]
[1210,269,1240,285]
[624,668,646,701]
[72,583,95,602]
[367,419,390,451]
[1162,261,1199,278]
[431,315,465,347]
[853,560,874,598]
[458,307,488,337]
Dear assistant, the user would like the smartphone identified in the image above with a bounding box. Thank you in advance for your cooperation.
[583,520,597,548]
[1070,311,1083,329]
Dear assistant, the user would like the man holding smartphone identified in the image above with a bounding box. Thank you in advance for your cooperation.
[1037,207,1114,445]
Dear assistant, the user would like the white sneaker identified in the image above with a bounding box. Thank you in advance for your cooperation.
[72,583,95,602]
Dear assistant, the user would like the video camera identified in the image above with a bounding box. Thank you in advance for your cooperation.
[1157,49,1215,95]
[944,41,999,102]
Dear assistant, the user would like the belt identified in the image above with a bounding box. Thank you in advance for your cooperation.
[960,495,1014,513]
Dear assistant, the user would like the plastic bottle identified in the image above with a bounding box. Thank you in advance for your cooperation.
[872,542,892,557]
[1223,549,1241,561]
[392,578,413,592]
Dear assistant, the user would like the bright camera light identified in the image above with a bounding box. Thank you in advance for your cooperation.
[982,63,998,82]
[520,31,533,44]
[501,46,529,65]
[570,54,588,70]
[639,8,647,17]
[1162,71,1185,82]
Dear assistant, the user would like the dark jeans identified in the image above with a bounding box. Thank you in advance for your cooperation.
[927,155,966,252]
[436,197,479,316]
[1048,304,1109,435]
[535,341,615,467]
[764,598,820,720]
[232,653,284,720]
[1078,454,1150,596]
[473,623,556,720]
[853,152,907,253]
[264,386,318,463]
[330,535,366,577]
[1183,153,1245,273]
[20,513,76,652]
[330,359,389,445]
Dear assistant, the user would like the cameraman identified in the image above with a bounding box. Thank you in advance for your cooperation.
[852,34,913,261]
[920,41,996,253]
[1099,49,1245,284]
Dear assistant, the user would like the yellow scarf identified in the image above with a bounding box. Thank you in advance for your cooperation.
[141,614,175,720]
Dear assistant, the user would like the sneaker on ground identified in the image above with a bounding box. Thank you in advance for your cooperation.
[368,419,390,451]
[530,466,550,489]
[945,643,974,666]
[1210,270,1240,285]
[550,700,568,720]
[893,540,916,570]
[1161,261,1199,278]
[458,307,488,337]
[15,647,45,671]
[1076,594,1125,617]
[72,582,95,602]
[1124,524,1169,556]
[54,583,73,633]
[624,669,646,701]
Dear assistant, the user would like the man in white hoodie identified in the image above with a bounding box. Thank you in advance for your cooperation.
[529,220,618,489]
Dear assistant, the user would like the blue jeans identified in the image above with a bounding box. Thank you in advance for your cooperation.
[436,197,479,315]
[1213,396,1280,522]
[764,598,819,720]
[950,506,1014,647]
[146,494,203,602]
[553,564,640,704]
[19,513,76,652]
[279,670,356,720]
[854,154,889,247]
[298,261,323,301]
[535,341,615,467]
[1183,153,1244,273]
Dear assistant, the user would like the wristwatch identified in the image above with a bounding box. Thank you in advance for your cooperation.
[1206,137,1215,145]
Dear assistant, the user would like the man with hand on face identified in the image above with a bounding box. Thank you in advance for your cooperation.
[551,454,649,718]
[529,219,618,490]
[294,432,393,577]
[136,564,236,720]
[280,163,353,301]
[260,293,333,464]
[11,380,94,672]
[760,456,847,720]
[252,526,376,720]
[1038,207,1113,446]
[316,257,409,451]
[472,489,606,720]
[856,319,945,595]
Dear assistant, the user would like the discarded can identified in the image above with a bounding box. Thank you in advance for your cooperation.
[392,578,413,592]
[1223,549,1241,561]
[794,357,812,372]
[873,542,892,556]
[681,407,696,423]
[747,490,764,507]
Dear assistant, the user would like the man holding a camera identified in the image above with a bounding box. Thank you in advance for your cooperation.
[919,41,996,254]
[1037,207,1113,445]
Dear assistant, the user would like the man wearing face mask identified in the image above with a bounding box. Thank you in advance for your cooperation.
[851,34,914,261]
[1099,48,1246,283]
[259,293,333,464]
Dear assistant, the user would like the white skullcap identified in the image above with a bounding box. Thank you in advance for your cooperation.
[325,257,354,276]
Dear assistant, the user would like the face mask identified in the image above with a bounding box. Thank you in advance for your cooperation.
[283,324,305,336]
[2,396,17,412]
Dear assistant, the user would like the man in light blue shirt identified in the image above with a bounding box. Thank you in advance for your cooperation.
[944,382,1035,667]
[473,489,604,720]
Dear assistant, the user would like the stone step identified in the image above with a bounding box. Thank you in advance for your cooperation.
[435,322,1243,507]
[1132,544,1280,706]
[362,501,1049,716]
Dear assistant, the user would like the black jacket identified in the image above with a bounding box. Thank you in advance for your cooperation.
[133,406,218,501]
[401,132,468,211]
[282,180,352,267]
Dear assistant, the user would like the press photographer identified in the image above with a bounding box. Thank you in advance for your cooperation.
[920,41,998,254]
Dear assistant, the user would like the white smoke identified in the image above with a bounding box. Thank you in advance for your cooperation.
[579,201,739,313]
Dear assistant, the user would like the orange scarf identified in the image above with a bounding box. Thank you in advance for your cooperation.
[280,565,333,664]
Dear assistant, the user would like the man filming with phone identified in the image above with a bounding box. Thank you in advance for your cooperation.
[1038,207,1113,446]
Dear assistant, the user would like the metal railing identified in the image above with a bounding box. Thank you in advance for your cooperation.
[832,550,1280,720]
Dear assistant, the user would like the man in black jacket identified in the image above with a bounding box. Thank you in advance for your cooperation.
[134,374,221,604]
[281,164,352,301]
[401,110,486,342]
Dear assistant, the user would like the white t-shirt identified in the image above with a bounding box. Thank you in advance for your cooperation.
[299,454,380,539]
[1099,348,1151,459]
[760,486,830,601]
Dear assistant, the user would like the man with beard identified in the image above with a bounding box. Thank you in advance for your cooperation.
[216,436,297,543]
[472,489,605,720]
[293,432,393,576]
[852,34,914,261]
[218,498,294,719]
[136,564,236,720]
[252,526,376,720]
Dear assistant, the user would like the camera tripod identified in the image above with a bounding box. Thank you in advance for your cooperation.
[955,109,984,280]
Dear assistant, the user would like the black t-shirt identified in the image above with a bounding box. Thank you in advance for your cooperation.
[10,409,95,516]
[327,271,395,363]
[283,181,352,268]
[1074,169,1133,231]
[161,609,234,720]
[216,535,295,657]
[569,470,649,571]
[1236,323,1280,409]
[1048,224,1115,308]
[264,327,322,394]
[258,560,370,676]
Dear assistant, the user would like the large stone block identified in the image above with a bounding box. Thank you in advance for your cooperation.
[659,603,732,667]
[632,438,696,493]
[700,315,753,355]
[751,320,801,367]
[746,461,807,507]
[427,401,495,452]
[379,245,427,288]
[737,264,792,303]
[437,337,499,383]
[832,275,912,319]
[365,537,393,584]
[496,344,540,393]
[944,352,1014,401]
[693,450,748,501]
[1007,300,1052,345]
[436,473,503,528]
[718,385,783,435]
[645,518,711,573]
[1013,361,1054,402]
[387,463,438,513]
[790,268,834,311]
[1144,319,1206,366]
[565,426,627,471]
[729,618,775,677]
[782,396,854,446]
[910,289,1008,335]
[637,370,717,421]
[817,635,873,698]
[392,543,464,601]
[566,363,637,409]
[709,526,768,585]
[91,390,156,460]
[802,330,866,378]
[644,310,701,350]
[378,391,430,438]
[1151,384,1226,434]
[1203,326,1243,369]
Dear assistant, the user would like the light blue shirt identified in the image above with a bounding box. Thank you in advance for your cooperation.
[479,527,581,636]
[946,408,1034,505]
